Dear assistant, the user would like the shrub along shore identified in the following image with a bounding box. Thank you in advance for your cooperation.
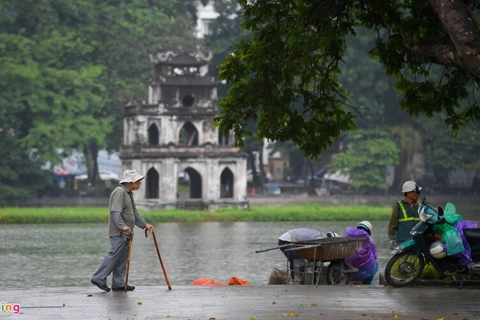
[0,204,391,224]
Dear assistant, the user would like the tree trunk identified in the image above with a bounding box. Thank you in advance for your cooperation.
[422,0,480,83]
[392,125,423,192]
[83,140,99,186]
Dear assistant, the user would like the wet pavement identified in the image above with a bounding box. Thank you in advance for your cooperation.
[2,284,479,320]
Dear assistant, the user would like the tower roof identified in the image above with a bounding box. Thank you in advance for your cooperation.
[158,76,217,86]
[150,51,212,66]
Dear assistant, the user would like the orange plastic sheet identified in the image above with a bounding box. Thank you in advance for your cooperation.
[190,277,224,286]
[190,276,250,286]
[227,276,250,286]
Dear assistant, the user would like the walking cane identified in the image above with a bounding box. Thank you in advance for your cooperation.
[145,229,172,290]
[124,233,134,292]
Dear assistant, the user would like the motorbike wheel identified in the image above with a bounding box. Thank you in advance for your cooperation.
[326,261,349,285]
[385,251,424,287]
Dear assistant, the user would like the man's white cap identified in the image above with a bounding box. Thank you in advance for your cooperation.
[119,169,144,184]
[402,180,422,193]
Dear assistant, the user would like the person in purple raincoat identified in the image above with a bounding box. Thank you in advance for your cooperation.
[343,221,379,284]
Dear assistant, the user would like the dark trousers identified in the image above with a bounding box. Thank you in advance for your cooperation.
[92,236,130,288]
[278,239,300,280]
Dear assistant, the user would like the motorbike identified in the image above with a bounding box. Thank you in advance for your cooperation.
[384,193,480,288]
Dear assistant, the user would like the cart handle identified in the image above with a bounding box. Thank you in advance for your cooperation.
[284,243,326,252]
[255,243,295,253]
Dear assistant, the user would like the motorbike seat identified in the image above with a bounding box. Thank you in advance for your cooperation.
[463,228,480,246]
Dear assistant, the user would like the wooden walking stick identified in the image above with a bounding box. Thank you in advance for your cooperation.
[145,229,172,290]
[124,233,134,292]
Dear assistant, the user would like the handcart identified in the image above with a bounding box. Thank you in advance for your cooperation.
[287,237,364,285]
[257,237,364,285]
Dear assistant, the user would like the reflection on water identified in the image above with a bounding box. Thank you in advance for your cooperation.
[1,210,478,288]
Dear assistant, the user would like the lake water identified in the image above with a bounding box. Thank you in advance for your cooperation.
[1,212,478,289]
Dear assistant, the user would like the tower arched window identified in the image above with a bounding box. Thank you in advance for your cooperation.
[220,168,234,198]
[179,121,199,146]
[148,123,159,145]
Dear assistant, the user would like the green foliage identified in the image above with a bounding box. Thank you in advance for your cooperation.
[0,204,391,224]
[339,29,405,128]
[0,0,199,200]
[215,0,480,159]
[0,132,51,205]
[418,115,480,184]
[329,129,399,191]
[215,1,358,158]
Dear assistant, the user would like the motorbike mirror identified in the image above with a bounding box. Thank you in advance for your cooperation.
[420,195,428,205]
[438,207,444,216]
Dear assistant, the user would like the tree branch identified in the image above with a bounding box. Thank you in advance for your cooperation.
[425,0,480,82]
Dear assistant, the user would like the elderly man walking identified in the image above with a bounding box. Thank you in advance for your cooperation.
[91,169,155,292]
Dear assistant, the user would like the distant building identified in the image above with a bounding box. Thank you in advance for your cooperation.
[120,50,249,210]
[195,1,219,39]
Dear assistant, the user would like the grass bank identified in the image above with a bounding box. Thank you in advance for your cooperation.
[0,204,391,224]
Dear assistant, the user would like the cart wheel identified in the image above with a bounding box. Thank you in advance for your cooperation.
[326,261,349,285]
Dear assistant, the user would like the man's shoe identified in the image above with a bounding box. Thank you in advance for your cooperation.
[112,285,135,292]
[91,279,111,292]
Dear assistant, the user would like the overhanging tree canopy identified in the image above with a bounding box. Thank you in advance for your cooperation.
[0,0,200,202]
[0,0,199,174]
[215,0,480,158]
